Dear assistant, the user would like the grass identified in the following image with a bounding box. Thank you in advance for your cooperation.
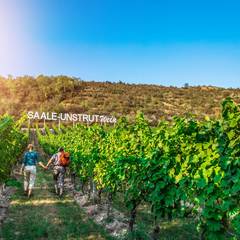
[112,193,199,240]
[2,75,240,124]
[0,168,114,240]
[2,163,236,240]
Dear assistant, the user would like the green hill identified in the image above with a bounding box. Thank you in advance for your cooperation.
[0,75,240,124]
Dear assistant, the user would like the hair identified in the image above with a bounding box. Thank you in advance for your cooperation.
[58,147,64,152]
[27,143,34,150]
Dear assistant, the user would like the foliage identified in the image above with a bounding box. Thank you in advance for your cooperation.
[38,98,240,239]
[0,115,28,183]
[1,75,240,124]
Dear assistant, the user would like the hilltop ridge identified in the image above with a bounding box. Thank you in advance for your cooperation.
[0,75,239,124]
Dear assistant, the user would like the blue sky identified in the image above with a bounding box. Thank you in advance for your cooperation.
[0,0,240,87]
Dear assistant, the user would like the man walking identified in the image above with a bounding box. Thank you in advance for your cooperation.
[46,147,70,197]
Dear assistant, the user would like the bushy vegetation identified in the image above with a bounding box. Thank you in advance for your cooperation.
[38,98,240,239]
[1,75,240,124]
[0,115,28,183]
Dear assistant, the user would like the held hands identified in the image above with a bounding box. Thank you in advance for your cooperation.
[39,162,49,170]
[44,163,50,170]
[42,158,53,170]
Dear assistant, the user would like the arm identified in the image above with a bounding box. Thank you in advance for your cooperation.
[38,161,47,169]
[36,152,47,169]
[20,163,25,174]
[46,155,55,168]
[20,153,27,173]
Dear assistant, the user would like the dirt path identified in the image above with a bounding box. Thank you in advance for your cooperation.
[0,131,114,240]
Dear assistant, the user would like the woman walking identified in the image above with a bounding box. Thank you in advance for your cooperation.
[20,143,46,198]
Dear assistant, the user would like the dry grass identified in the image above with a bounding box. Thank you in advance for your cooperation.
[1,76,240,125]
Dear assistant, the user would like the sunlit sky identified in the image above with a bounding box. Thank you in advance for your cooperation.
[0,0,240,87]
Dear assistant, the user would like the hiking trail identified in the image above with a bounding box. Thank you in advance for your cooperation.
[0,130,114,240]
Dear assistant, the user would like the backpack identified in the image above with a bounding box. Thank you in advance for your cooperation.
[59,152,70,167]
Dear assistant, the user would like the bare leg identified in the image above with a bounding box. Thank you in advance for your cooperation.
[27,167,36,199]
[59,187,63,197]
[24,170,30,194]
[28,188,32,198]
[54,184,58,194]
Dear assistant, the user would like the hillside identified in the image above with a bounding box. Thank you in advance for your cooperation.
[0,75,240,124]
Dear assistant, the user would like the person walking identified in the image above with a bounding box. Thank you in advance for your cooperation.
[46,147,70,197]
[20,143,46,198]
